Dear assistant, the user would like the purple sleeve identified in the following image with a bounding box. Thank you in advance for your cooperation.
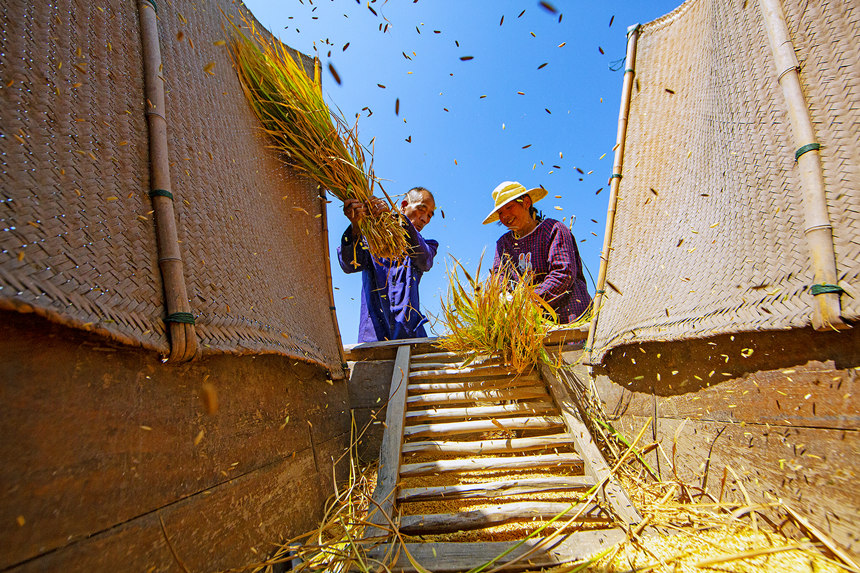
[535,223,577,307]
[402,217,437,272]
[336,225,370,274]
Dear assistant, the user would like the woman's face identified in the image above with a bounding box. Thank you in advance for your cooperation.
[497,196,533,234]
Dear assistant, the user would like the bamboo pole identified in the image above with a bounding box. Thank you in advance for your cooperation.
[585,24,641,363]
[313,56,348,379]
[138,0,198,361]
[757,0,846,330]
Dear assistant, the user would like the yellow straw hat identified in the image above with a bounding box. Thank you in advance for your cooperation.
[481,181,548,225]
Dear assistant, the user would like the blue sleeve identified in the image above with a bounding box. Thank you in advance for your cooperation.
[336,225,370,274]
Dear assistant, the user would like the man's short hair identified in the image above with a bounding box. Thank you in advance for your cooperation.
[406,186,434,204]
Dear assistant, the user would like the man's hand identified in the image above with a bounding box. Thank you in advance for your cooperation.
[344,197,388,236]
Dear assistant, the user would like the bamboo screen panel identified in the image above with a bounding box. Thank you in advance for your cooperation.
[0,0,343,373]
[592,0,859,362]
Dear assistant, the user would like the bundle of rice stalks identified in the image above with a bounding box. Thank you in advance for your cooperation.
[226,14,409,260]
[437,257,559,373]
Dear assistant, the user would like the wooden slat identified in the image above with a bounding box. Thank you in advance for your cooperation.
[410,350,463,362]
[410,359,502,371]
[408,375,541,394]
[543,326,588,345]
[541,365,642,525]
[400,453,583,477]
[410,364,530,380]
[402,434,574,456]
[397,476,596,502]
[405,401,556,423]
[399,502,610,534]
[403,416,563,439]
[406,386,548,407]
[363,345,411,540]
[371,529,626,573]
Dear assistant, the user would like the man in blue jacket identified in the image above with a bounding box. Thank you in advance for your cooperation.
[337,187,438,342]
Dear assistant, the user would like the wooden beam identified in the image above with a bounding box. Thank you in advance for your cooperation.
[343,337,438,361]
[400,453,583,477]
[369,529,626,572]
[398,476,596,502]
[363,345,411,540]
[543,326,588,346]
[402,434,574,456]
[403,416,563,439]
[541,365,641,524]
[399,502,610,534]
[406,386,548,407]
[405,402,556,423]
[408,375,540,394]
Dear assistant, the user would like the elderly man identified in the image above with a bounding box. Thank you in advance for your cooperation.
[337,187,438,342]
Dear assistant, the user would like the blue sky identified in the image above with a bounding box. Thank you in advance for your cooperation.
[241,0,682,344]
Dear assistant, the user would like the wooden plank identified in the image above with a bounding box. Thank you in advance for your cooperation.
[399,502,610,534]
[406,386,549,407]
[363,345,411,540]
[410,364,530,380]
[10,447,336,573]
[403,416,563,439]
[403,434,574,455]
[541,365,642,525]
[411,359,501,370]
[410,352,497,364]
[0,313,350,570]
[408,375,540,394]
[371,529,626,572]
[343,337,438,361]
[543,325,589,346]
[400,453,583,477]
[398,476,596,502]
[410,350,463,362]
[405,402,556,423]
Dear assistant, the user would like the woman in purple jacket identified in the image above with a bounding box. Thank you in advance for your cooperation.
[483,181,591,323]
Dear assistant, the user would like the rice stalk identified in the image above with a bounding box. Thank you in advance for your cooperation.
[225,12,409,260]
[437,256,560,373]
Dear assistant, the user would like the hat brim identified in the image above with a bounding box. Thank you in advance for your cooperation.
[481,187,548,225]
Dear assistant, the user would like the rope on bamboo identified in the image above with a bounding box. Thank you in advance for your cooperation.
[165,312,196,324]
[795,143,821,160]
[810,284,844,296]
[149,189,174,200]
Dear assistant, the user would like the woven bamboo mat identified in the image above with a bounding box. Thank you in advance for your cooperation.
[0,0,342,373]
[592,0,859,362]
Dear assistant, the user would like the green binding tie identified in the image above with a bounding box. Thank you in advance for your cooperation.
[165,312,195,324]
[809,284,844,296]
[795,143,820,161]
[149,189,174,200]
[142,0,157,12]
[610,174,622,180]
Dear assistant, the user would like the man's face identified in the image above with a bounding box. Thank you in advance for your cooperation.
[400,190,435,232]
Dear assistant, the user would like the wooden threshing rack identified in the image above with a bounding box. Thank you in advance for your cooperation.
[349,331,641,571]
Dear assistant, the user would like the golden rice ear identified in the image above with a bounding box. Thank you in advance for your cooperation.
[226,13,409,260]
